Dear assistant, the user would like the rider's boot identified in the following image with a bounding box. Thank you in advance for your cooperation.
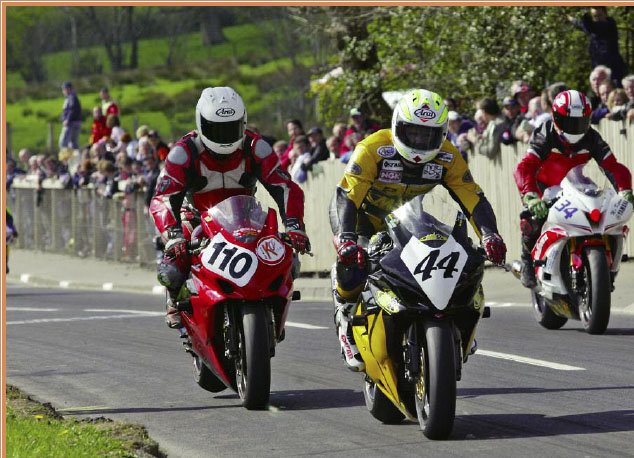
[333,291,365,372]
[520,251,537,289]
[165,285,188,329]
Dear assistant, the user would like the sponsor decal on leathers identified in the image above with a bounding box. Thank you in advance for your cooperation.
[377,146,396,158]
[346,162,362,175]
[381,159,403,171]
[379,170,402,183]
[436,151,454,162]
[422,163,443,180]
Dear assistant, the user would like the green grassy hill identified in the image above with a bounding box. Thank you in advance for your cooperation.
[7,22,318,154]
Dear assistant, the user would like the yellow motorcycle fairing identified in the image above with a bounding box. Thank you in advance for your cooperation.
[352,307,417,421]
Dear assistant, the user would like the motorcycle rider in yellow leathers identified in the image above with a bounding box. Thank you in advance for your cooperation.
[329,89,507,371]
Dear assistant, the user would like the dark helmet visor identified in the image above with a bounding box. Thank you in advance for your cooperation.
[396,122,444,151]
[553,112,590,135]
[200,115,244,144]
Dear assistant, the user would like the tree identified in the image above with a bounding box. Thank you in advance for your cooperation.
[307,6,620,121]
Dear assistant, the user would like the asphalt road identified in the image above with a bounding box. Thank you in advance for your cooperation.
[5,282,634,458]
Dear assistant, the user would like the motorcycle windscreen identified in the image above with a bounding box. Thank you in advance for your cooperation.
[563,163,609,198]
[208,195,268,242]
[384,195,469,310]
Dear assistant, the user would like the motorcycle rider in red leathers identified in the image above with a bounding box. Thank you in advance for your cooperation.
[514,89,633,288]
[150,87,309,329]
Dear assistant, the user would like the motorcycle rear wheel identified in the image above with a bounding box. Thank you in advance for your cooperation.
[580,246,611,335]
[531,290,567,330]
[236,306,271,410]
[363,379,404,424]
[416,321,456,440]
[193,354,226,393]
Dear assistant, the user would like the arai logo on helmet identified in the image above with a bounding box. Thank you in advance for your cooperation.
[413,104,436,122]
[216,107,236,117]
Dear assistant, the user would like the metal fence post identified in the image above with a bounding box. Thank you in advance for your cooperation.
[51,189,59,251]
[7,122,12,156]
[47,122,55,154]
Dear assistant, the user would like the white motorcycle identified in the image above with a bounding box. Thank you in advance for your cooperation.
[513,163,632,334]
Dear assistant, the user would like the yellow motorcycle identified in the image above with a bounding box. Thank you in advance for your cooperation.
[351,196,489,439]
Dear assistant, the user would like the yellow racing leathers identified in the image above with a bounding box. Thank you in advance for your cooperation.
[329,128,499,301]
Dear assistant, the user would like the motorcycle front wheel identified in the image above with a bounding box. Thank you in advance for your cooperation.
[363,379,404,424]
[531,290,567,330]
[193,354,226,393]
[580,246,611,334]
[236,306,271,410]
[416,321,456,440]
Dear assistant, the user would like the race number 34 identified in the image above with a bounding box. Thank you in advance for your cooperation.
[201,233,258,287]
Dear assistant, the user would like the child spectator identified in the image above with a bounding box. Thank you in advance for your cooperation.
[148,130,169,162]
[332,122,347,157]
[272,140,288,160]
[609,74,634,121]
[89,106,110,146]
[281,119,304,171]
[289,135,311,183]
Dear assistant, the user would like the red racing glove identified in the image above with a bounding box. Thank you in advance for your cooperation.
[482,233,507,265]
[164,229,188,263]
[334,232,366,268]
[286,218,311,254]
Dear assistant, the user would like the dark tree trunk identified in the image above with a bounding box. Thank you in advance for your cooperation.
[127,6,138,69]
[201,9,225,46]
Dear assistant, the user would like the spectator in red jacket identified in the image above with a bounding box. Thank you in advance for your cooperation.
[89,106,111,146]
[280,119,304,171]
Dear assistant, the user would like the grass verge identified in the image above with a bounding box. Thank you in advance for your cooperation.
[6,385,165,458]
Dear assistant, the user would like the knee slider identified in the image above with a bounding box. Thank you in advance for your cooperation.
[157,262,186,289]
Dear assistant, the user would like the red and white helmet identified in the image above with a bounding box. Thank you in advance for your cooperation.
[551,90,592,145]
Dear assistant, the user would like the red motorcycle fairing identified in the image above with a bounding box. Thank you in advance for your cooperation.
[570,238,613,272]
[181,207,294,388]
[532,228,568,262]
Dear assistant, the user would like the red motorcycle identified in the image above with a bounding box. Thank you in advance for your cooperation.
[176,195,300,409]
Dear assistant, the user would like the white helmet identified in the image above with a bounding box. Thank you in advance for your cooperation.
[196,87,247,155]
[391,89,449,164]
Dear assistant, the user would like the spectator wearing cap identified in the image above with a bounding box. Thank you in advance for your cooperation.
[6,156,26,192]
[148,130,169,162]
[510,81,535,114]
[500,97,525,145]
[475,98,506,159]
[344,108,380,141]
[591,80,614,124]
[100,87,119,117]
[446,111,474,161]
[568,7,627,85]
[302,126,330,170]
[59,81,82,150]
[280,119,305,171]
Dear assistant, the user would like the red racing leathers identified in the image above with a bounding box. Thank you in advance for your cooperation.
[514,120,631,197]
[150,130,304,239]
[514,120,631,256]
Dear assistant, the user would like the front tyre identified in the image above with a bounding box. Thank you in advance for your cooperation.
[363,379,404,424]
[531,290,567,330]
[580,246,611,335]
[236,306,271,410]
[193,355,226,393]
[417,321,456,440]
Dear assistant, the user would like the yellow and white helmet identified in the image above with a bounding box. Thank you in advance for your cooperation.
[391,89,449,164]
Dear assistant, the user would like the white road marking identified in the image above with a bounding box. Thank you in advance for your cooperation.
[479,350,585,371]
[59,281,70,288]
[285,321,328,330]
[6,307,59,312]
[84,309,163,316]
[20,274,31,283]
[7,314,163,325]
[102,283,114,291]
[152,285,165,295]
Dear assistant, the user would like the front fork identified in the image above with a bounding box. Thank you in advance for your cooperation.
[223,303,276,360]
[568,237,616,294]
